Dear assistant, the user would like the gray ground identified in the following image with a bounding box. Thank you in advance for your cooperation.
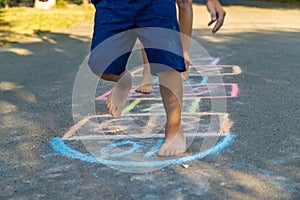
[0,1,300,199]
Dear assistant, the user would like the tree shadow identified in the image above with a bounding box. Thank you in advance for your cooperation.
[189,28,300,198]
[0,31,93,198]
[0,9,11,43]
[0,8,25,44]
[0,28,299,199]
[0,9,8,25]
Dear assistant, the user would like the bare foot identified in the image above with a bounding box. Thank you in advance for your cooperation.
[181,60,190,81]
[106,72,132,118]
[135,74,154,94]
[135,83,153,94]
[157,126,186,157]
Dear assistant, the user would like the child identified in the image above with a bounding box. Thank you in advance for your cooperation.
[135,0,193,94]
[135,0,226,94]
[89,0,225,157]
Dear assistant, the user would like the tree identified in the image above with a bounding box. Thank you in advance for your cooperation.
[82,0,88,6]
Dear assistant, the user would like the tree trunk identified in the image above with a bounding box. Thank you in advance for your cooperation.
[82,0,89,6]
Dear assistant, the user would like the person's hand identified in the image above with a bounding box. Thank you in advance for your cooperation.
[206,0,226,33]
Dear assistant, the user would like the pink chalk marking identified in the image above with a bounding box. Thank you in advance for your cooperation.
[230,83,239,98]
[95,83,239,100]
[95,90,112,101]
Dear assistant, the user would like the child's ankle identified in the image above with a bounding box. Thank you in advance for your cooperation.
[165,122,181,131]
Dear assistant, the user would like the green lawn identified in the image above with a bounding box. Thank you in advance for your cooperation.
[262,0,300,3]
[0,4,95,44]
[1,1,299,44]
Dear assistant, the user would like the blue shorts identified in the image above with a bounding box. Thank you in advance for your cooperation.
[89,0,185,75]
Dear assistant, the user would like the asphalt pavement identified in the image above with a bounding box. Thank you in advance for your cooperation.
[0,1,299,199]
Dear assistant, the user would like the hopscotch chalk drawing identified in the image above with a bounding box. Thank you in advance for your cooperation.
[50,59,241,172]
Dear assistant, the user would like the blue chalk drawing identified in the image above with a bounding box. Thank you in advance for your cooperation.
[49,58,239,168]
[232,101,245,106]
[143,139,164,158]
[200,76,209,85]
[50,134,236,167]
[100,141,143,157]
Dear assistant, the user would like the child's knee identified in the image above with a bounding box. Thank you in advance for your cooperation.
[177,0,192,9]
[100,74,119,82]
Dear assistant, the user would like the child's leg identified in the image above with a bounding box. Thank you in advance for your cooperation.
[177,0,193,80]
[157,70,186,157]
[135,48,154,94]
[135,0,193,94]
[100,72,132,119]
[135,0,186,156]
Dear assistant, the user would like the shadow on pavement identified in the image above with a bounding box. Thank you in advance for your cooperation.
[0,31,93,198]
[0,28,299,199]
[192,28,300,199]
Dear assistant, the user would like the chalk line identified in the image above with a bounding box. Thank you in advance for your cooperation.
[50,134,236,167]
[61,133,228,141]
[96,83,238,100]
[143,139,164,158]
[62,112,229,139]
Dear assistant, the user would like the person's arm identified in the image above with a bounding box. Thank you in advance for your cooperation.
[206,0,226,33]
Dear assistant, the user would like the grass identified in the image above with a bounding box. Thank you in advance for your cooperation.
[257,0,300,5]
[0,1,299,44]
[0,4,95,44]
[261,0,300,3]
